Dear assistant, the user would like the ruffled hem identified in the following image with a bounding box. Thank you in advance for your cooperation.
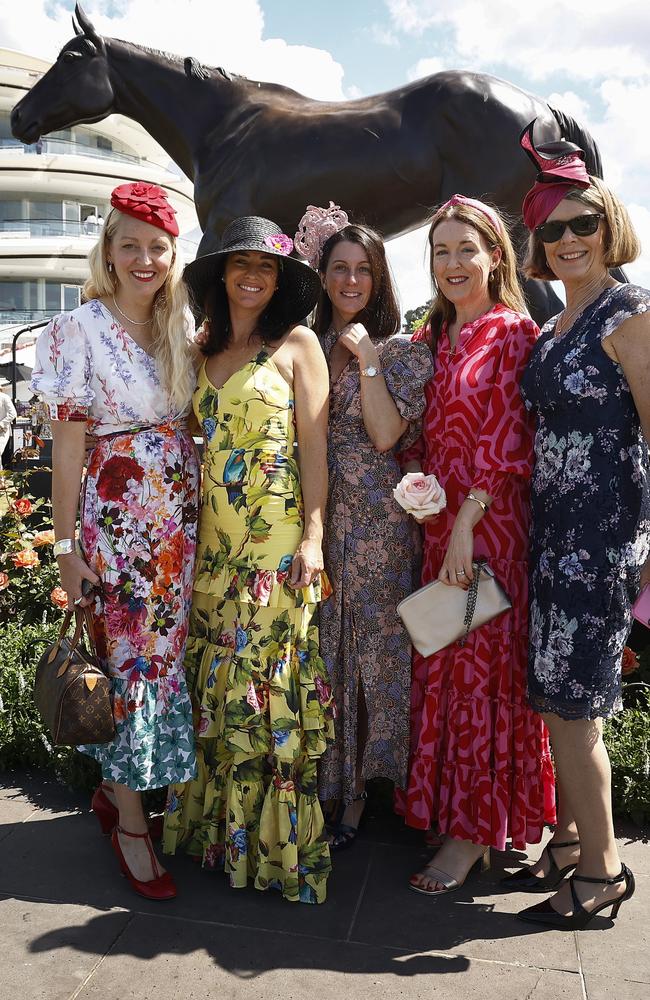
[163,751,331,904]
[79,676,197,791]
[193,560,328,609]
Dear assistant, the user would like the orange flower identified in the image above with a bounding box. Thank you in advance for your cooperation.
[33,530,56,547]
[622,646,639,676]
[11,549,40,569]
[12,498,33,517]
[0,571,10,591]
[50,587,69,610]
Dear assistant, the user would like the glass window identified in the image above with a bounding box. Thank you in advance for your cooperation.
[0,281,26,310]
[45,282,61,311]
[63,285,81,310]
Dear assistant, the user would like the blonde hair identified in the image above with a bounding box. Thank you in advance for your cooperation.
[425,200,527,351]
[83,208,195,413]
[524,176,641,281]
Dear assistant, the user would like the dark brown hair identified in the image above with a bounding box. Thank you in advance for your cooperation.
[201,254,288,355]
[312,224,400,341]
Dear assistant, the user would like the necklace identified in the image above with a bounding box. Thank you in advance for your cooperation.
[112,294,152,327]
[554,274,612,337]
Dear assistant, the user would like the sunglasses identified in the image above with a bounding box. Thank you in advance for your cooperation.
[535,214,603,244]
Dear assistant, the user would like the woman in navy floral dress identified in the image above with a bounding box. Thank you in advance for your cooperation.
[502,124,650,930]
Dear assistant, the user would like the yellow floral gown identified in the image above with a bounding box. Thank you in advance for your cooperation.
[163,350,335,904]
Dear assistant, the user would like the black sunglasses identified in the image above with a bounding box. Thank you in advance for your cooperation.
[535,214,603,244]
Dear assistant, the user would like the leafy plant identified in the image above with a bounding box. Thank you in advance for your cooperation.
[604,688,650,825]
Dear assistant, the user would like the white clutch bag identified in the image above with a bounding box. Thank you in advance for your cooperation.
[396,559,512,657]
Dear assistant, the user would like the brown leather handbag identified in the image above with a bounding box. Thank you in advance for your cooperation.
[34,606,115,746]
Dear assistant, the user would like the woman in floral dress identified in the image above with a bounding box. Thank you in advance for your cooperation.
[31,183,200,901]
[294,206,434,846]
[397,195,555,895]
[503,124,649,929]
[163,216,335,904]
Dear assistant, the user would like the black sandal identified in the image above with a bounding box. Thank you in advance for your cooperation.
[328,791,367,851]
[518,864,635,929]
[501,839,579,892]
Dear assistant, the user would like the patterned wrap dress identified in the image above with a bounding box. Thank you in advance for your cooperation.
[396,305,556,851]
[163,352,335,904]
[317,332,434,804]
[31,300,199,790]
[520,284,650,720]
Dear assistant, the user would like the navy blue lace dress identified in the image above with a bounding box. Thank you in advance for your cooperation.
[520,284,650,720]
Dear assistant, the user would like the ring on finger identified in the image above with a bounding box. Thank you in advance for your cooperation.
[455,569,466,577]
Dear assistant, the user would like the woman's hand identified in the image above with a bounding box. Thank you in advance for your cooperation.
[57,553,100,607]
[338,323,378,365]
[289,537,324,589]
[438,518,474,589]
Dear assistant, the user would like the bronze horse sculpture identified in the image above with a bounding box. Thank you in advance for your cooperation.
[11,4,606,321]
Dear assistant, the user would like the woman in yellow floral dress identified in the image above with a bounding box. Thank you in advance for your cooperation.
[163,217,334,903]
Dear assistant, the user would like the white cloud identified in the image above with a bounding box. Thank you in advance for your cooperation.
[386,226,431,314]
[0,1,347,100]
[407,56,445,82]
[369,24,399,47]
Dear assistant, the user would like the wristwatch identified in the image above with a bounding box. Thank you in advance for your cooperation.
[360,365,381,377]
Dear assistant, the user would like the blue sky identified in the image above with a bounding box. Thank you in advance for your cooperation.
[2,0,649,311]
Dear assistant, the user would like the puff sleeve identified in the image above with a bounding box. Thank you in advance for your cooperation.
[30,312,94,421]
[471,314,539,498]
[381,335,434,451]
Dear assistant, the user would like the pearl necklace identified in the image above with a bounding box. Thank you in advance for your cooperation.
[112,294,152,327]
[554,275,613,337]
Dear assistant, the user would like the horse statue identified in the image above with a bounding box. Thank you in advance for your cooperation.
[11,4,605,321]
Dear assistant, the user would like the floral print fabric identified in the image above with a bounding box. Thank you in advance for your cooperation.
[31,301,200,789]
[520,284,650,720]
[163,355,335,903]
[317,333,434,804]
[396,306,556,850]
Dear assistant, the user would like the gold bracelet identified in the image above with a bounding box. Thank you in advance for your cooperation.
[467,492,489,514]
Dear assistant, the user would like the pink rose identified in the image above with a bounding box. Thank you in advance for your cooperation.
[393,472,446,521]
[251,569,275,605]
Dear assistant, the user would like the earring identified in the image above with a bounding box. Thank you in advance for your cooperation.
[107,261,113,273]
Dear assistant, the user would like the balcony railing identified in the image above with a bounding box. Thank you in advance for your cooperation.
[0,136,148,166]
[0,308,60,326]
[0,220,198,258]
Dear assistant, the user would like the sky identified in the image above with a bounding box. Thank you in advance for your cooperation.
[1,0,650,313]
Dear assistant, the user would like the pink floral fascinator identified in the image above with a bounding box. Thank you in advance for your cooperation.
[294,202,350,269]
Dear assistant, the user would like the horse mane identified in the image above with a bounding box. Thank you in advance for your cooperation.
[114,38,243,83]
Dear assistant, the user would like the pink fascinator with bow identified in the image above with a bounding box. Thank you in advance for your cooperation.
[294,202,350,269]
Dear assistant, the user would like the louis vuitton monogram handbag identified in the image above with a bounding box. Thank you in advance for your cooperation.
[34,605,115,746]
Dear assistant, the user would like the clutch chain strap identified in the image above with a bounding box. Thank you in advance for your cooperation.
[459,559,486,646]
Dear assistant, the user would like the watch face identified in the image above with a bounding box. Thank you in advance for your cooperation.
[363,366,378,376]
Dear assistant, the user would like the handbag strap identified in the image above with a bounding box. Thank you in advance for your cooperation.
[47,605,98,673]
[459,559,486,646]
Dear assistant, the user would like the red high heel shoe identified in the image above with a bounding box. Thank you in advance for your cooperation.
[111,826,177,901]
[91,785,164,840]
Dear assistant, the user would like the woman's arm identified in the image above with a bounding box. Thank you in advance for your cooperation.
[605,312,650,444]
[338,323,407,452]
[51,421,100,606]
[288,326,329,588]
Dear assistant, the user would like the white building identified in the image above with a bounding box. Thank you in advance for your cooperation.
[0,48,198,350]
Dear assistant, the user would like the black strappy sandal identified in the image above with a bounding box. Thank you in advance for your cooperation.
[328,790,367,851]
[501,839,579,893]
[518,864,635,929]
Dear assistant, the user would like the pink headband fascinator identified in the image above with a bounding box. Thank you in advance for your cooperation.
[294,202,350,269]
[435,193,504,234]
[520,119,591,230]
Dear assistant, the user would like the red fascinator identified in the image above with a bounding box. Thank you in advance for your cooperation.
[110,182,179,237]
[520,119,591,231]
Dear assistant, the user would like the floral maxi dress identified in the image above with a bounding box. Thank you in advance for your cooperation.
[163,352,335,904]
[520,284,650,720]
[31,301,199,790]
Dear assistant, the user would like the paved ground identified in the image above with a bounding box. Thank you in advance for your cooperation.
[1,773,648,1000]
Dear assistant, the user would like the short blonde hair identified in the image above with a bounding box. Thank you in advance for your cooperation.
[524,176,641,281]
[425,200,528,349]
[83,208,196,413]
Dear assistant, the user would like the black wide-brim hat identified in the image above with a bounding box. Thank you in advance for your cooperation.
[183,216,321,326]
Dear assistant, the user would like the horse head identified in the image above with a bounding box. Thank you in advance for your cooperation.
[11,4,114,143]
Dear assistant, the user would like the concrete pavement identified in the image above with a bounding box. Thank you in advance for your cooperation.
[1,773,648,1000]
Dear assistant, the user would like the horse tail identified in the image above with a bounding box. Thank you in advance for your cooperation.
[549,107,603,178]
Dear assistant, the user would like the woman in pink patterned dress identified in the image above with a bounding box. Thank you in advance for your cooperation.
[30,183,199,901]
[397,195,556,894]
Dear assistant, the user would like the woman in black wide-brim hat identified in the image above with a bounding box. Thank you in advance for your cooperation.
[163,217,337,904]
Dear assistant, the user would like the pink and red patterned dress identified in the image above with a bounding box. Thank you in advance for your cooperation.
[397,304,556,851]
[31,300,199,791]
